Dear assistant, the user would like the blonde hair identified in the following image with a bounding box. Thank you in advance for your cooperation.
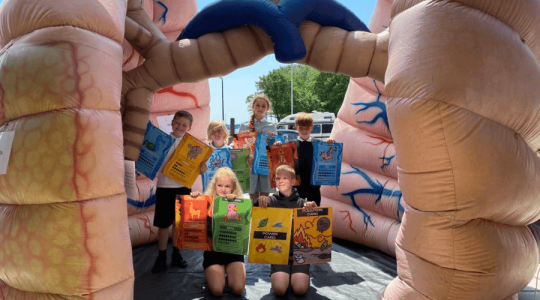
[276,165,295,178]
[249,94,272,132]
[206,120,229,144]
[204,167,243,198]
[295,112,313,127]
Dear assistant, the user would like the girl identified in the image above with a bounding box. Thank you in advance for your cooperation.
[239,94,277,202]
[190,167,245,297]
[207,119,230,149]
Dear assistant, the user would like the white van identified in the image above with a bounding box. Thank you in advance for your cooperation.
[277,111,336,140]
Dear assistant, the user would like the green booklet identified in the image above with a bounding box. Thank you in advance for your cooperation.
[212,196,252,255]
[231,148,250,192]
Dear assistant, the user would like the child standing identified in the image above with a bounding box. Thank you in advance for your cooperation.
[256,165,317,296]
[152,110,208,273]
[190,167,246,296]
[239,94,277,201]
[294,113,335,206]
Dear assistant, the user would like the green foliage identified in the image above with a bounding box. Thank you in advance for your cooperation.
[246,65,349,121]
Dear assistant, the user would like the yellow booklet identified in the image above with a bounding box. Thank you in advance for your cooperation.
[162,132,213,188]
[248,207,293,265]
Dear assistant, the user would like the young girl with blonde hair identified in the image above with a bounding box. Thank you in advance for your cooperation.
[190,167,245,296]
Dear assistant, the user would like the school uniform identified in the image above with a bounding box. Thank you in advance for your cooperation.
[294,137,322,206]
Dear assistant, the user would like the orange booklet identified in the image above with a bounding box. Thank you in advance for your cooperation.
[233,132,257,171]
[175,195,214,251]
[266,142,300,188]
[162,132,213,188]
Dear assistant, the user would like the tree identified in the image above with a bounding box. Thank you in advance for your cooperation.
[247,65,349,120]
[312,72,350,115]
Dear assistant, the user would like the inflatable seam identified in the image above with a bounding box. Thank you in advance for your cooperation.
[303,24,323,65]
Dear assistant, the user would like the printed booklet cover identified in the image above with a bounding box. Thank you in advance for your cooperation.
[212,196,252,255]
[292,207,332,265]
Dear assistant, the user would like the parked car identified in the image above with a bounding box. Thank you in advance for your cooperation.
[276,129,299,143]
[277,111,335,140]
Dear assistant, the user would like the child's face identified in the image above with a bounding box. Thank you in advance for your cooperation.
[172,116,191,138]
[210,127,224,143]
[275,171,293,194]
[215,176,234,196]
[295,124,313,140]
[252,99,269,119]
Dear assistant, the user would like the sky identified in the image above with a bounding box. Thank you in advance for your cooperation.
[196,0,378,125]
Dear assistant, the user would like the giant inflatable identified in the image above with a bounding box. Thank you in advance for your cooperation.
[1,0,539,299]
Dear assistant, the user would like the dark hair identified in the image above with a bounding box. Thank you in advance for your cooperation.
[173,110,193,126]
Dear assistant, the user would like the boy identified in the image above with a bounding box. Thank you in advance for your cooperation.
[256,165,317,296]
[152,110,208,273]
[294,113,334,206]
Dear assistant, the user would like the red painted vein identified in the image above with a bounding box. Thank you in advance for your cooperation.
[156,87,200,108]
[122,48,135,68]
[339,210,357,234]
[365,134,393,145]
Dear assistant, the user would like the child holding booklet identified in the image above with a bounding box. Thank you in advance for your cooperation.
[190,167,246,296]
[152,110,208,273]
[256,165,317,296]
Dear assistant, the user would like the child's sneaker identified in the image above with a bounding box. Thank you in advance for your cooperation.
[171,252,188,268]
[151,255,167,273]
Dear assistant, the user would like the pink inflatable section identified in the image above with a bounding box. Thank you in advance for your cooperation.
[321,0,403,257]
[122,0,209,248]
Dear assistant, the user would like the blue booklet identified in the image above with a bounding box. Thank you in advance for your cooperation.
[135,121,174,180]
[202,148,233,192]
[252,133,285,175]
[311,142,343,186]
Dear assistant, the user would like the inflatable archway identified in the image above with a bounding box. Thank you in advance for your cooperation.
[1,0,540,299]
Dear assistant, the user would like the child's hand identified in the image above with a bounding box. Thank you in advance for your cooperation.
[226,194,237,200]
[326,138,335,144]
[304,201,317,208]
[258,196,269,208]
[274,141,282,146]
[190,191,202,198]
[199,161,208,173]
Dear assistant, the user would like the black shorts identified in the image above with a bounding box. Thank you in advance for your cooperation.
[153,187,191,229]
[202,251,244,270]
[270,260,310,276]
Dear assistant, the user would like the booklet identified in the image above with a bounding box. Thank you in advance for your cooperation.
[202,148,232,192]
[292,207,333,265]
[212,196,252,255]
[135,121,174,180]
[162,132,213,188]
[266,142,300,188]
[233,132,257,172]
[311,142,343,186]
[230,148,250,192]
[176,195,213,250]
[248,207,293,265]
[252,133,285,175]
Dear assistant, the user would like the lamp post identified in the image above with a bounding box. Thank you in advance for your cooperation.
[220,77,224,120]
[290,64,293,114]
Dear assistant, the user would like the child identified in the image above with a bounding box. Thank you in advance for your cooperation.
[152,110,208,273]
[294,113,334,206]
[256,165,317,296]
[239,94,277,202]
[190,167,246,296]
[207,119,230,149]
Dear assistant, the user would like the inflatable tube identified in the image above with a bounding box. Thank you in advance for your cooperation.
[177,0,369,63]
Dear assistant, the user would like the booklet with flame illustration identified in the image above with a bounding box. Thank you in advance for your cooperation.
[292,207,332,265]
[248,207,293,265]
